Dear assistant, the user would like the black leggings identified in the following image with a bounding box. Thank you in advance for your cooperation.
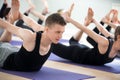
[16,19,34,32]
[51,37,114,65]
[51,37,91,63]
[0,3,7,18]
[15,12,35,32]
[37,19,43,25]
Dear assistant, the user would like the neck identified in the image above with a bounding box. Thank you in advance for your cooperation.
[41,32,52,47]
[109,41,118,58]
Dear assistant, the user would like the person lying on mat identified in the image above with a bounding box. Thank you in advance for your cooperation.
[0,0,66,71]
[86,9,117,48]
[86,9,120,57]
[51,8,120,65]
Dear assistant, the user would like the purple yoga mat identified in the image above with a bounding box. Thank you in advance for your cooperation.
[49,53,120,74]
[10,39,67,46]
[0,67,94,80]
[10,40,23,46]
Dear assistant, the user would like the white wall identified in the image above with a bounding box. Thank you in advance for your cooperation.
[35,0,120,46]
[0,0,120,46]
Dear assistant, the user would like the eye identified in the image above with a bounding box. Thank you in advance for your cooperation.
[118,50,120,53]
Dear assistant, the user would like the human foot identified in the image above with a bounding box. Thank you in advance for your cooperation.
[84,8,94,26]
[9,0,20,22]
[101,9,114,24]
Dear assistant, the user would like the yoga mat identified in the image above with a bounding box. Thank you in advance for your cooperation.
[10,39,68,46]
[10,39,120,73]
[0,67,94,80]
[10,40,23,46]
[10,40,120,73]
[49,53,120,74]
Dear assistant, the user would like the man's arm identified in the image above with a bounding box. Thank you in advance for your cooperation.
[20,13,44,32]
[65,8,108,46]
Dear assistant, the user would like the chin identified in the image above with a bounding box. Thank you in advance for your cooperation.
[53,41,59,44]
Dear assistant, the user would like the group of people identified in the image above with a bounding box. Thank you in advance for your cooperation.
[0,0,120,72]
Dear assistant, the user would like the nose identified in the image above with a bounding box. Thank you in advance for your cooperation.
[58,33,63,39]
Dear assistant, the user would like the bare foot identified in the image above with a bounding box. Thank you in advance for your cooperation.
[42,7,49,15]
[4,0,7,4]
[61,3,74,23]
[25,7,33,15]
[68,3,74,17]
[101,9,114,23]
[9,0,20,22]
[84,8,94,26]
[111,9,119,24]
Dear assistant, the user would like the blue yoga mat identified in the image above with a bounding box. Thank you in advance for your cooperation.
[49,53,120,74]
[0,67,94,80]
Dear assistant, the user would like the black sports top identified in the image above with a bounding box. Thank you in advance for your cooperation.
[3,31,51,71]
[71,37,115,65]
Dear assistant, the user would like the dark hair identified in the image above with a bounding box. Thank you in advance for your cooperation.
[45,13,66,27]
[114,26,120,41]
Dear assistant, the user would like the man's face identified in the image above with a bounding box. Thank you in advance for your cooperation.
[46,24,65,44]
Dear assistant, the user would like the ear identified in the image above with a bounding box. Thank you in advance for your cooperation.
[44,26,48,31]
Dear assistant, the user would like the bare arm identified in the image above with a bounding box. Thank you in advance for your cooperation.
[20,13,44,32]
[66,16,108,46]
[73,30,84,41]
[104,20,117,29]
[30,9,45,21]
[93,19,114,38]
[0,18,34,41]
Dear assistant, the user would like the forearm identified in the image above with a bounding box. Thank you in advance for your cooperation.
[106,22,117,29]
[73,30,83,41]
[69,18,89,33]
[30,10,45,21]
[0,18,19,35]
[41,0,48,9]
[93,19,114,38]
[68,17,104,44]
[20,13,44,32]
[69,18,96,39]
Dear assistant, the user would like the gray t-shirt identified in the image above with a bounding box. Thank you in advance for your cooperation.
[0,42,19,67]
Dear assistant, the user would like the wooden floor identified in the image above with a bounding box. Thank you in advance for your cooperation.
[0,60,120,80]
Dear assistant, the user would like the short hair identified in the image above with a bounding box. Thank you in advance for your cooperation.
[45,13,66,27]
[57,9,64,14]
[114,26,120,41]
